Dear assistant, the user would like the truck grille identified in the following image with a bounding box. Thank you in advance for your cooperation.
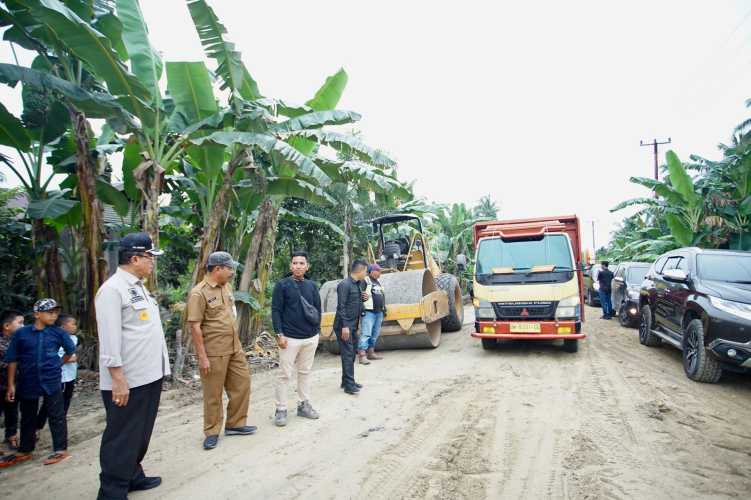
[492,301,557,320]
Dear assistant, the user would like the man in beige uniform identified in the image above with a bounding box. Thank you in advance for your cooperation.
[187,252,256,450]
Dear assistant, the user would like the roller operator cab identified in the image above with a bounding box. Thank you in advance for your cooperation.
[471,215,586,353]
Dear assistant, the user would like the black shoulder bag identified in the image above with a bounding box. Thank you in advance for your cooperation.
[290,278,320,326]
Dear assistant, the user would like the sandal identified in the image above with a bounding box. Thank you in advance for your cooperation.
[6,436,18,450]
[43,451,71,465]
[0,453,32,468]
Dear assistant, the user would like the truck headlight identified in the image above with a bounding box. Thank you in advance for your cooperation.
[473,298,495,319]
[709,296,751,321]
[555,295,581,320]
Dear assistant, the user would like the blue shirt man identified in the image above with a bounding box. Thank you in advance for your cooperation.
[5,323,75,399]
[1,298,75,467]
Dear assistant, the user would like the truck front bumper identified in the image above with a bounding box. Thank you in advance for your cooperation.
[472,320,585,340]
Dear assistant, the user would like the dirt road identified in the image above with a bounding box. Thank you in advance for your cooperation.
[3,305,750,499]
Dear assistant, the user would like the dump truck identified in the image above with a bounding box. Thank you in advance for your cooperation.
[470,215,586,352]
[319,214,465,353]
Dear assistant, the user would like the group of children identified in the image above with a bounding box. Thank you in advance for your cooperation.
[0,299,80,468]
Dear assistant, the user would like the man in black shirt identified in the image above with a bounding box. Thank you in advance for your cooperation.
[271,251,322,427]
[596,261,615,319]
[334,260,369,394]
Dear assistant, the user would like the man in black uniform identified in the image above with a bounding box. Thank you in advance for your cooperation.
[334,260,368,394]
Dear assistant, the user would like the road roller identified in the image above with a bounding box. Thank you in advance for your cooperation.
[319,214,465,353]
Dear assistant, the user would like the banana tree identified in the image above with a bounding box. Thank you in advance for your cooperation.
[691,135,751,250]
[473,195,499,220]
[613,150,717,248]
[0,0,150,334]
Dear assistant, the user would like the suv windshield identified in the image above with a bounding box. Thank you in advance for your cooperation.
[698,254,751,283]
[626,266,649,285]
[476,234,574,284]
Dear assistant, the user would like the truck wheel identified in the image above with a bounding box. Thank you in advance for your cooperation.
[481,338,496,350]
[682,319,722,383]
[563,339,578,353]
[638,304,661,347]
[437,273,464,332]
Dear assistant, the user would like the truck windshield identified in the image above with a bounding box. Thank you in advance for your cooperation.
[698,254,751,283]
[476,235,573,275]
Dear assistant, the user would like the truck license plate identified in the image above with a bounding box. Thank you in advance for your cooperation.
[510,322,541,333]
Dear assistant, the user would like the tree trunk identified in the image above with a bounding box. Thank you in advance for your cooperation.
[133,158,165,290]
[342,202,352,278]
[192,167,238,286]
[31,219,69,310]
[182,149,251,363]
[71,110,105,337]
[236,197,278,345]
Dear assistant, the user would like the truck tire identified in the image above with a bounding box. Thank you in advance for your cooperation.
[638,304,662,347]
[437,273,464,332]
[481,338,496,350]
[563,339,579,353]
[682,319,722,383]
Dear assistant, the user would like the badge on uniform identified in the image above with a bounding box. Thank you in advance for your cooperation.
[139,310,149,321]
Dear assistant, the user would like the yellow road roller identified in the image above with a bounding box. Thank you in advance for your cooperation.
[319,214,465,353]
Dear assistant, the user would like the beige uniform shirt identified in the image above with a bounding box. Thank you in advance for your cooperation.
[187,279,241,357]
[95,268,171,390]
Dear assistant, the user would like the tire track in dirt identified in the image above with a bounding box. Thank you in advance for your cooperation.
[570,312,751,499]
[486,345,585,500]
[358,376,493,500]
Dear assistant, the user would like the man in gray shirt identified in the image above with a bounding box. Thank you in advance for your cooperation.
[95,233,170,500]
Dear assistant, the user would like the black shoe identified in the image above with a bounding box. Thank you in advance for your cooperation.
[343,386,359,395]
[129,476,162,492]
[225,426,257,436]
[203,435,218,450]
[340,382,363,389]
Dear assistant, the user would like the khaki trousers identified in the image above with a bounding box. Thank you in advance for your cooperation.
[200,350,251,436]
[275,335,319,410]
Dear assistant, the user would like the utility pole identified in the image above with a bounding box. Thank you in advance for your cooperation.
[640,137,671,182]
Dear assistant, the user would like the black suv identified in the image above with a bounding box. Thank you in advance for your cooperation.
[638,247,751,383]
[611,262,651,327]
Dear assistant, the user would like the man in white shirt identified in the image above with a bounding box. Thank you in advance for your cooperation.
[95,233,170,500]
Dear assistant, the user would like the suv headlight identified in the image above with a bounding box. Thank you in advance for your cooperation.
[473,298,495,319]
[709,296,751,321]
[556,295,581,320]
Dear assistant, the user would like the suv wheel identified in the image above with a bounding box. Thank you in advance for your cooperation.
[618,304,630,327]
[638,304,661,347]
[682,319,722,383]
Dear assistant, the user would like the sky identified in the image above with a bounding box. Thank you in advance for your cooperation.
[1,0,751,253]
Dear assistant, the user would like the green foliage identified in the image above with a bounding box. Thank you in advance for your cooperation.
[607,102,751,258]
[0,188,35,312]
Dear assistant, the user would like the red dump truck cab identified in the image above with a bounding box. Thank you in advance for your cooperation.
[470,215,586,352]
